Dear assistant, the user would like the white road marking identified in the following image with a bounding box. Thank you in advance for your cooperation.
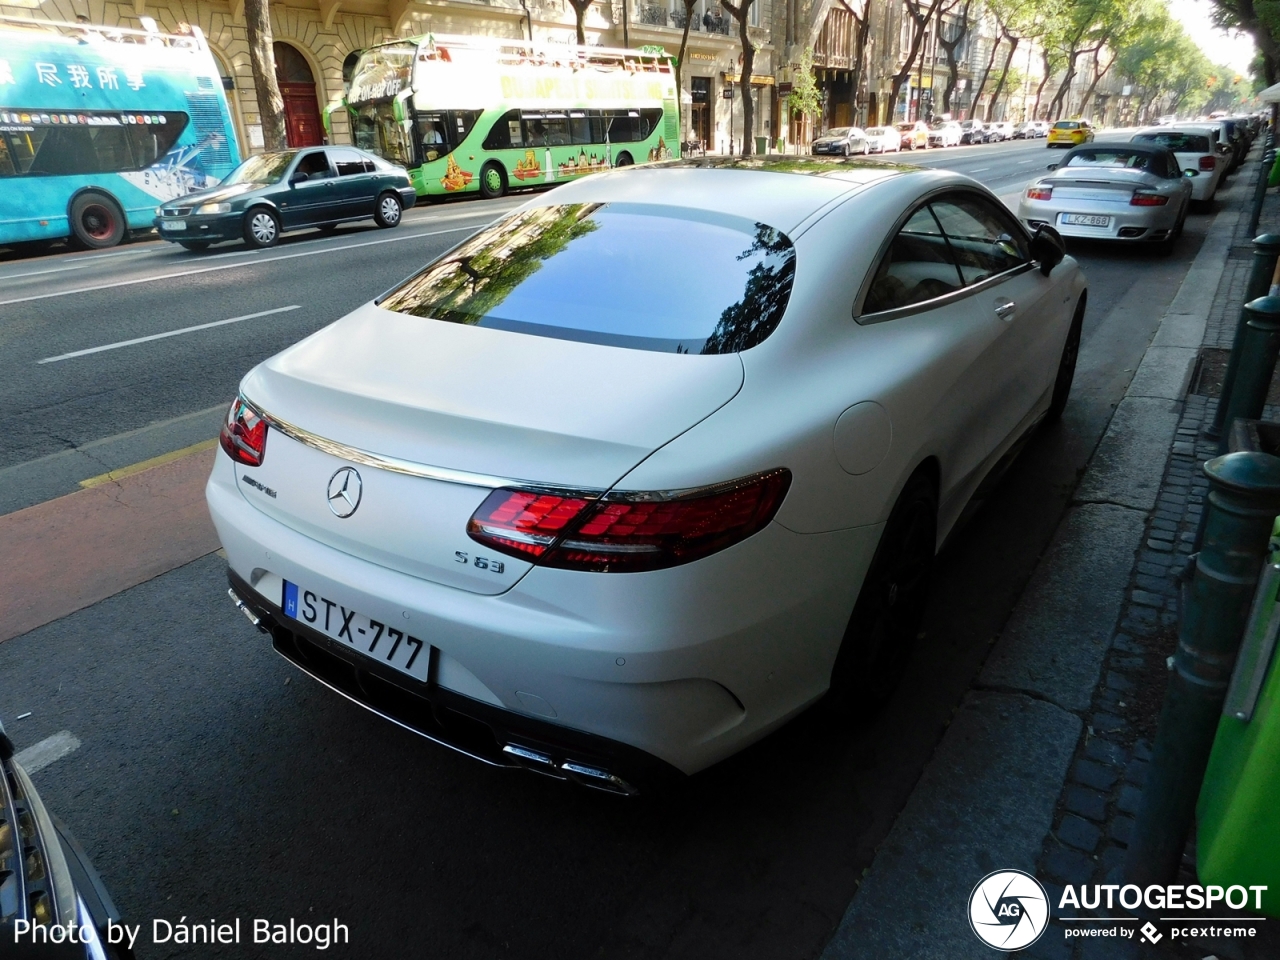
[970,166,991,172]
[0,222,484,307]
[1018,159,1036,164]
[39,305,301,363]
[15,730,81,775]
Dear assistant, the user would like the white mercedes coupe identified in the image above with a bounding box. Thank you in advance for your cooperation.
[210,157,1086,794]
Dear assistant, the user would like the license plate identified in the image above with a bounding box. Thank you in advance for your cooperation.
[282,580,430,681]
[165,219,186,230]
[1061,213,1110,227]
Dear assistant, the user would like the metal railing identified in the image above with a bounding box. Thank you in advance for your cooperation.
[635,5,732,33]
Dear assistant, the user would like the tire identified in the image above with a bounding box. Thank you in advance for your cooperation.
[842,144,850,157]
[824,470,938,718]
[374,192,402,228]
[1046,296,1085,422]
[615,151,634,167]
[478,162,507,200]
[862,143,870,155]
[242,207,280,249]
[68,191,125,249]
[178,241,210,252]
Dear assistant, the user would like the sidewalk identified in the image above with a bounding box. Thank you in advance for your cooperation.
[823,148,1280,959]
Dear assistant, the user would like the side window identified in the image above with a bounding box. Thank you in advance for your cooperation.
[862,206,963,315]
[331,148,366,177]
[483,109,522,150]
[929,194,1030,285]
[295,151,332,179]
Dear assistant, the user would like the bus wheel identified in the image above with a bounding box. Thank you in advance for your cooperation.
[614,151,634,167]
[374,192,403,227]
[479,162,507,200]
[243,208,280,249]
[178,241,210,252]
[69,192,125,250]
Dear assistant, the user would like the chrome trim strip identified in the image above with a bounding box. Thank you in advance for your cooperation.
[856,262,1037,325]
[246,398,566,492]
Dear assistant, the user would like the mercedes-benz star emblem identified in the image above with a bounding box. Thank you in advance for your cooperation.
[326,467,362,518]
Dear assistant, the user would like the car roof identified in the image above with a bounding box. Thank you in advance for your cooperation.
[514,157,933,235]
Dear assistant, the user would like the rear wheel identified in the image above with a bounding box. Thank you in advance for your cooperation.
[242,207,280,248]
[824,471,937,718]
[1046,296,1085,421]
[615,151,634,167]
[479,161,507,200]
[69,191,125,249]
[374,192,402,228]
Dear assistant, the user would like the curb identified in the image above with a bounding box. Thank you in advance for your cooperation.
[821,169,1247,959]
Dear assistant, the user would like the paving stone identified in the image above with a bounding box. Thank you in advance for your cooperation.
[1130,589,1165,607]
[1103,671,1135,693]
[1063,784,1108,822]
[1099,843,1126,877]
[1146,538,1174,552]
[1110,815,1135,847]
[1134,575,1174,595]
[1092,713,1128,736]
[1128,605,1158,623]
[1117,784,1143,816]
[1149,518,1178,532]
[1085,737,1127,764]
[1072,758,1120,791]
[1022,928,1073,960]
[1133,740,1152,761]
[1043,843,1096,886]
[1112,635,1142,654]
[1057,814,1102,853]
[1124,758,1148,787]
[1136,561,1170,578]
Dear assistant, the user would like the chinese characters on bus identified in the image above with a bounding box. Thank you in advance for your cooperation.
[1,60,145,90]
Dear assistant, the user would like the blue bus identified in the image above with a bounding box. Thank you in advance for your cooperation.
[0,16,241,250]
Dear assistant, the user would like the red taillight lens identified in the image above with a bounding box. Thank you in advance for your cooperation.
[467,469,792,572]
[1130,191,1169,206]
[219,397,267,466]
[1026,186,1053,201]
[1199,156,1216,171]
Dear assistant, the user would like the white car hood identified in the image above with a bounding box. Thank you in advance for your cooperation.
[240,301,746,490]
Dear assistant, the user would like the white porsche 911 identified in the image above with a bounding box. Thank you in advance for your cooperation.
[210,157,1085,794]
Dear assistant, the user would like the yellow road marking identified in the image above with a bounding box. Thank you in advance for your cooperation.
[79,438,217,489]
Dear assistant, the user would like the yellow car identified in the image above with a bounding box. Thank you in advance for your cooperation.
[1048,119,1095,148]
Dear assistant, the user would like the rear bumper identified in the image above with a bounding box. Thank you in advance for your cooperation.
[227,568,679,794]
[1018,196,1182,241]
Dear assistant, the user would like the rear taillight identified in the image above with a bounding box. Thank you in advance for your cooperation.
[219,397,267,466]
[1199,156,1216,171]
[1130,191,1169,206]
[1026,185,1053,201]
[467,469,792,572]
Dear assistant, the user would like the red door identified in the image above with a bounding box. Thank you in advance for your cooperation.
[281,84,322,147]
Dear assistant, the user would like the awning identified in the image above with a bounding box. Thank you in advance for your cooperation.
[722,73,775,86]
[1258,81,1280,103]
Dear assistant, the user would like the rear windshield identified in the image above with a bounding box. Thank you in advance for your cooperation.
[1133,132,1210,152]
[1064,149,1160,173]
[378,203,796,354]
[1054,121,1080,130]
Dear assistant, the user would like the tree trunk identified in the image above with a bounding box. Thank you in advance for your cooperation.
[888,0,945,125]
[244,0,287,151]
[1078,48,1115,121]
[985,34,1018,121]
[968,29,1000,119]
[569,0,589,44]
[936,2,970,116]
[675,0,696,95]
[850,9,870,125]
[1047,52,1081,121]
[721,0,756,154]
[1033,48,1053,119]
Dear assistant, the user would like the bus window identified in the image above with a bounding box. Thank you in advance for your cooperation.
[416,110,480,161]
[1,112,189,177]
[482,109,522,150]
[352,102,412,168]
[569,111,590,145]
[541,113,570,146]
[522,112,548,147]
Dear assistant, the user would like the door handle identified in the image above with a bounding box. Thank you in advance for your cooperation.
[994,298,1017,321]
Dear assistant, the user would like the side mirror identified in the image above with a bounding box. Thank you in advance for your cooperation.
[288,171,306,186]
[1046,162,1059,170]
[1030,224,1066,277]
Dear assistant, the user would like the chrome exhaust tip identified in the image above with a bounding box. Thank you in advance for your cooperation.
[502,744,638,795]
[502,744,564,779]
[227,587,268,633]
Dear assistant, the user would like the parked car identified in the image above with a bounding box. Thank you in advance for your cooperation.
[0,719,135,959]
[958,119,987,144]
[811,127,872,156]
[895,120,930,150]
[927,120,963,147]
[154,147,417,251]
[1129,127,1224,204]
[987,121,1014,141]
[1047,119,1095,148]
[212,156,1084,794]
[1031,120,1051,138]
[1019,142,1193,254]
[864,126,902,153]
[1011,121,1037,139]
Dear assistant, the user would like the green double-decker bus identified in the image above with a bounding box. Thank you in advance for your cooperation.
[341,35,679,200]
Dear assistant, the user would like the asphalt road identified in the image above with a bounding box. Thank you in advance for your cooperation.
[0,140,1236,959]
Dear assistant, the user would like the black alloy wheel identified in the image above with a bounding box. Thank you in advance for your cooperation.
[824,471,938,718]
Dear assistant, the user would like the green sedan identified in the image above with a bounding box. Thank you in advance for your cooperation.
[153,147,417,251]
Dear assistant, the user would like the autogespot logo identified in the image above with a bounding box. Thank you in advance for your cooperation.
[968,869,1050,951]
